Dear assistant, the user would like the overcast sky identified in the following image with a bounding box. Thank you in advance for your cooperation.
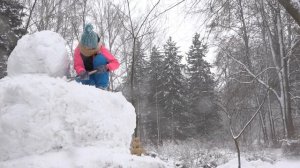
[120,0,216,64]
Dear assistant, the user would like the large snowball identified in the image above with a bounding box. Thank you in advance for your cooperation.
[7,31,69,77]
[0,75,136,161]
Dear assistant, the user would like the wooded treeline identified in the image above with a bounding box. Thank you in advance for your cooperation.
[122,35,221,145]
[0,0,299,149]
[192,0,300,146]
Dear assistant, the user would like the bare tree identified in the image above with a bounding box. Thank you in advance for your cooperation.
[219,90,269,168]
[91,1,126,90]
[259,0,295,138]
[124,0,161,138]
[24,0,37,32]
[193,0,298,143]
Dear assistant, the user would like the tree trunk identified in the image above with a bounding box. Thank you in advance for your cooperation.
[257,94,268,145]
[25,0,38,32]
[171,106,174,143]
[155,76,161,146]
[234,138,241,168]
[267,91,277,145]
[259,4,278,145]
[238,0,252,69]
[131,37,138,137]
[262,2,295,139]
[277,9,295,138]
[278,0,300,27]
[82,0,88,28]
[55,0,63,32]
[259,109,269,144]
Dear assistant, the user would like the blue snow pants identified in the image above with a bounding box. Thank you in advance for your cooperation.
[77,54,109,89]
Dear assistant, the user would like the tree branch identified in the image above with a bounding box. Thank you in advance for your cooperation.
[126,0,135,37]
[223,50,281,100]
[235,90,269,139]
[278,0,300,27]
[137,0,161,35]
[149,0,186,23]
[25,0,38,32]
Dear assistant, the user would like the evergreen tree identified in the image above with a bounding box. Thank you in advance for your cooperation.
[145,46,164,145]
[134,41,149,96]
[186,33,220,136]
[134,41,149,140]
[122,41,147,96]
[0,0,26,78]
[0,0,25,37]
[160,37,188,141]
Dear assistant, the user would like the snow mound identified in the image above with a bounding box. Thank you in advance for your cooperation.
[217,157,300,168]
[0,75,167,167]
[0,146,167,168]
[0,75,136,161]
[217,157,272,168]
[7,31,69,77]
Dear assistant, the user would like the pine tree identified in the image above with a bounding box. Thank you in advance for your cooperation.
[0,0,25,37]
[146,46,164,145]
[134,41,149,140]
[160,37,188,141]
[186,33,220,137]
[0,0,26,78]
[122,41,147,95]
[134,41,149,96]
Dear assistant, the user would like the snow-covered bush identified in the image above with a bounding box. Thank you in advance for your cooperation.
[146,139,234,168]
[282,139,300,156]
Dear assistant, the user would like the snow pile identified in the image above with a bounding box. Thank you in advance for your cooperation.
[0,31,166,168]
[7,31,69,77]
[217,157,300,168]
[0,75,135,160]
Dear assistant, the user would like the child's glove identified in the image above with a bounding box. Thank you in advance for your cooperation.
[96,65,108,73]
[79,71,89,80]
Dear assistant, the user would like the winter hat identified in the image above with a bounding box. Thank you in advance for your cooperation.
[80,23,98,49]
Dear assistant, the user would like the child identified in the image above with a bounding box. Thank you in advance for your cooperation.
[74,23,119,89]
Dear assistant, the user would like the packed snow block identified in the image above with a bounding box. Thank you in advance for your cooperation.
[7,31,69,77]
[0,75,136,161]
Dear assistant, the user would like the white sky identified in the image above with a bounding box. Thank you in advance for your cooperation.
[119,0,216,64]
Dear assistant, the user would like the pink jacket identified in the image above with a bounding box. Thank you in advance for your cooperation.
[74,45,120,75]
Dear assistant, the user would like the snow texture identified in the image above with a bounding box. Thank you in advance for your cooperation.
[217,157,300,168]
[0,75,135,160]
[7,31,69,77]
[0,31,166,168]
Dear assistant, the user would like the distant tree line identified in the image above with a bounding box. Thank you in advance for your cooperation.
[190,0,300,147]
[122,34,221,145]
[0,0,26,78]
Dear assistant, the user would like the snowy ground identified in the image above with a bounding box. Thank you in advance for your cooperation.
[0,31,167,168]
[145,140,300,168]
[218,157,300,168]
